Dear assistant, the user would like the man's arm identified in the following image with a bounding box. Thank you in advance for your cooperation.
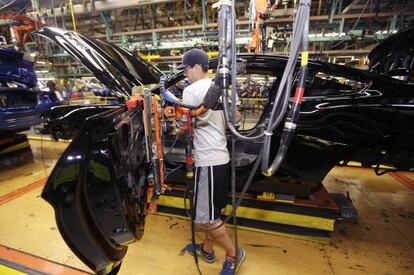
[234,109,242,124]
[182,87,198,106]
[234,92,242,124]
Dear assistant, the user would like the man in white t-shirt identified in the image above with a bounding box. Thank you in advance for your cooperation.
[178,48,245,275]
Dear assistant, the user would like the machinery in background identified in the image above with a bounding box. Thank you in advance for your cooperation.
[0,0,46,51]
[246,0,281,53]
[9,14,44,51]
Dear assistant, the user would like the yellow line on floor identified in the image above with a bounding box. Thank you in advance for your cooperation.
[0,264,26,275]
[0,141,30,156]
[0,178,47,206]
[389,172,414,191]
[0,245,90,275]
[155,212,330,244]
[26,136,72,143]
[339,161,396,170]
[156,195,335,231]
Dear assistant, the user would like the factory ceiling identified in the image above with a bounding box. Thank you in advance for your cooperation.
[1,0,413,73]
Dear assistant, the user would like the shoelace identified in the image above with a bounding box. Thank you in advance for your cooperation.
[223,260,235,270]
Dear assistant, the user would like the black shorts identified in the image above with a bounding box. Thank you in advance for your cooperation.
[193,163,230,224]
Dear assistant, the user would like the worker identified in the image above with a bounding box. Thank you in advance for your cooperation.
[177,48,245,275]
[47,80,64,102]
[62,80,71,100]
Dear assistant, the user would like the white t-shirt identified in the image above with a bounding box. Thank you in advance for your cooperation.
[54,90,64,102]
[182,78,229,167]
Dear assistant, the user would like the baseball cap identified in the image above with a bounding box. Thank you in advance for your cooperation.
[176,48,209,70]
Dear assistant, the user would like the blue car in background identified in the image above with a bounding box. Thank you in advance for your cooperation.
[0,47,59,134]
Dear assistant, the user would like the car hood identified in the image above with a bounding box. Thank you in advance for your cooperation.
[33,27,163,99]
[368,27,414,64]
[0,48,37,88]
[368,27,414,80]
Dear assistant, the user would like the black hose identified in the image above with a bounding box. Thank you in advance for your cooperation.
[159,76,202,110]
[230,3,240,267]
[261,0,311,176]
[189,170,202,275]
[217,2,265,141]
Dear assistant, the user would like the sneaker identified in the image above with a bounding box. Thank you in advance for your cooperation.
[220,248,246,275]
[181,243,216,264]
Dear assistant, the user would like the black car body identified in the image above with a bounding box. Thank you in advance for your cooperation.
[35,27,414,274]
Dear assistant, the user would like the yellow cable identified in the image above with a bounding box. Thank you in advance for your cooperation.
[301,51,309,66]
[0,0,17,11]
[68,0,77,31]
[262,168,272,177]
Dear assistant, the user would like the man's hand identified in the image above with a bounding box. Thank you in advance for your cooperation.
[234,109,242,124]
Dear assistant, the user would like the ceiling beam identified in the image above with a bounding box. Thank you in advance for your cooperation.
[92,11,414,38]
[140,49,372,63]
[30,0,177,17]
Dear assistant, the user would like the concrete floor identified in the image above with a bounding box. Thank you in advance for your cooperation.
[0,139,413,275]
